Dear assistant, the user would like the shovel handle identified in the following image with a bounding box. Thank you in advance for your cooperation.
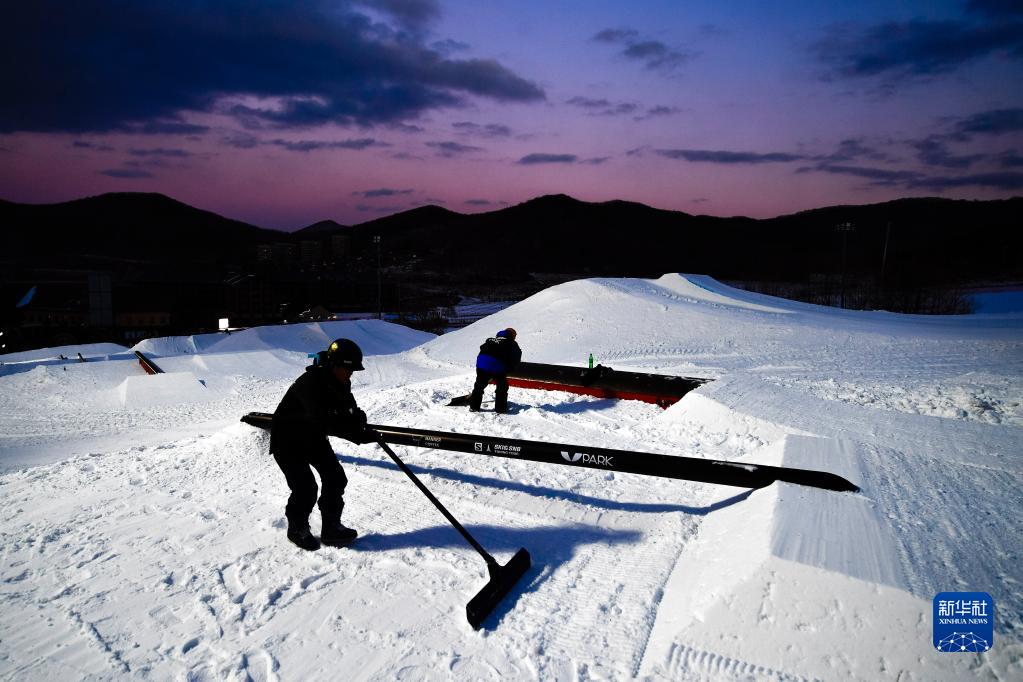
[375,437,496,566]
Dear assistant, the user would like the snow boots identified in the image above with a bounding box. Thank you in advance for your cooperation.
[285,519,357,550]
[286,521,321,551]
[321,519,358,547]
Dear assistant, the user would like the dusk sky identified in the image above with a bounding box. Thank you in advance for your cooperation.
[2,0,1022,229]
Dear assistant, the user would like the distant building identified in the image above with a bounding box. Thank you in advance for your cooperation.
[300,240,323,268]
[257,242,298,270]
[297,304,332,321]
[115,311,172,341]
[331,234,351,260]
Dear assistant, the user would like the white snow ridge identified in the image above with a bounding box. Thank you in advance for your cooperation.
[1,276,1020,680]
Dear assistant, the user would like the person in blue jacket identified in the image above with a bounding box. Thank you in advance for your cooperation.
[468,328,522,413]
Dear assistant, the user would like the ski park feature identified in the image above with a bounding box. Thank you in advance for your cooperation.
[0,275,1020,680]
[133,349,164,375]
[241,413,860,492]
[447,360,710,408]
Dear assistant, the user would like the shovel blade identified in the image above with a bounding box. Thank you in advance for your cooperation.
[447,394,471,407]
[466,548,531,629]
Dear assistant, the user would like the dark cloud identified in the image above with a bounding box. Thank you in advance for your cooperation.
[813,17,1023,82]
[72,140,116,152]
[593,28,640,43]
[623,41,692,71]
[954,108,1023,136]
[911,137,985,169]
[0,1,544,134]
[222,133,261,149]
[656,148,804,164]
[909,171,1023,191]
[100,168,154,179]
[640,105,681,119]
[432,38,471,55]
[130,119,210,136]
[353,0,440,30]
[387,122,426,134]
[815,138,889,163]
[797,163,924,186]
[581,157,611,165]
[426,141,483,157]
[967,0,1023,18]
[355,188,414,198]
[452,121,513,137]
[270,138,388,152]
[517,153,577,164]
[128,147,192,158]
[998,150,1023,168]
[465,199,491,206]
[566,96,638,116]
[591,27,694,73]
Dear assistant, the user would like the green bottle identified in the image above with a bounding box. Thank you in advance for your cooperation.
[588,353,594,369]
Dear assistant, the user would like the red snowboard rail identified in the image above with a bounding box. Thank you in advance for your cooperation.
[505,362,709,408]
[134,350,164,375]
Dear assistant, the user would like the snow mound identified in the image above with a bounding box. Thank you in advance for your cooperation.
[134,319,435,358]
[652,273,797,313]
[131,332,226,356]
[117,372,212,408]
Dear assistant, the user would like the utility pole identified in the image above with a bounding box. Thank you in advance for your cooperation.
[836,222,856,309]
[880,221,891,282]
[374,235,382,319]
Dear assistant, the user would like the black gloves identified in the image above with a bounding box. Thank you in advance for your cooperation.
[347,425,379,445]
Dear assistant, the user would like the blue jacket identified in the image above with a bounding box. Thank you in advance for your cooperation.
[476,335,521,374]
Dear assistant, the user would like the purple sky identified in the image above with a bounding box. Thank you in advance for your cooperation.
[1,0,1021,229]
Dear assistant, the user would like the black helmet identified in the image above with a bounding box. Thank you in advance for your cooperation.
[325,338,364,370]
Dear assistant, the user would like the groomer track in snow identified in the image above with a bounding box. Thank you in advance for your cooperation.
[1,275,1020,680]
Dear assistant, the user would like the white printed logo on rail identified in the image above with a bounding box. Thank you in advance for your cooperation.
[562,451,614,467]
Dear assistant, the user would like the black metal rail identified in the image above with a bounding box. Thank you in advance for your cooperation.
[241,412,858,493]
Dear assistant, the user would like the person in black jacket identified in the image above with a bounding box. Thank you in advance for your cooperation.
[468,328,522,413]
[270,338,373,551]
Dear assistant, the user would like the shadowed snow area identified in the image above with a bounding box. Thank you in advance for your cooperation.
[1,276,1020,680]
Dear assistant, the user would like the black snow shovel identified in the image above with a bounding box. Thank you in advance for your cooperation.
[374,436,531,628]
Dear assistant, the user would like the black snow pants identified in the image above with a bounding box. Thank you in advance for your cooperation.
[272,436,348,527]
[469,369,509,412]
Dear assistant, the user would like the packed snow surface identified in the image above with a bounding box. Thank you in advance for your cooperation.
[1,276,1020,680]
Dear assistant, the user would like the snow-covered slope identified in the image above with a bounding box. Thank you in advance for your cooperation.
[1,275,1020,680]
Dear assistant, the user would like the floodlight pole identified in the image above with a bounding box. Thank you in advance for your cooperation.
[836,222,855,308]
[880,221,891,282]
[374,235,382,320]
